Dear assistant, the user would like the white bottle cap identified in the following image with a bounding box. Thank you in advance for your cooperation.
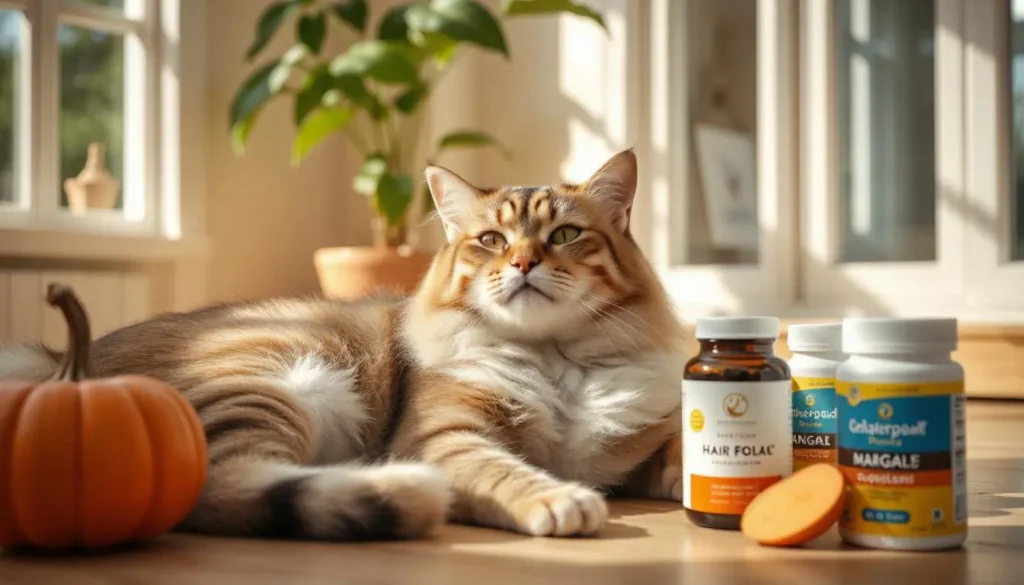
[787,323,843,352]
[842,317,958,354]
[695,316,780,340]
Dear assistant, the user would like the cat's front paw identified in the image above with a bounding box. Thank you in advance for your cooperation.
[658,433,682,501]
[662,463,682,501]
[516,483,608,537]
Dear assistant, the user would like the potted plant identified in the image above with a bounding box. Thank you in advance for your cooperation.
[229,0,607,299]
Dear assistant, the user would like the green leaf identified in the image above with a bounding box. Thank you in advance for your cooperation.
[436,129,512,158]
[329,41,419,84]
[246,1,299,60]
[375,173,414,225]
[331,0,367,32]
[294,66,335,125]
[231,115,258,156]
[235,45,305,136]
[395,84,427,113]
[406,0,509,57]
[501,0,607,33]
[377,5,411,41]
[229,58,291,129]
[292,106,354,165]
[353,154,388,196]
[297,12,327,53]
[432,41,459,68]
[407,28,459,64]
[335,74,387,119]
[353,156,415,224]
[281,43,310,66]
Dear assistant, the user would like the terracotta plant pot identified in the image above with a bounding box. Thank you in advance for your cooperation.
[314,245,434,300]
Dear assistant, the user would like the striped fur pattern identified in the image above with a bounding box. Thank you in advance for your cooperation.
[0,150,684,540]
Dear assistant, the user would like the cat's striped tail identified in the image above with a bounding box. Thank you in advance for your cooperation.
[179,372,452,541]
[181,458,451,541]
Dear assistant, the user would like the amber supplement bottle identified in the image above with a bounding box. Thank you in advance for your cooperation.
[682,317,793,530]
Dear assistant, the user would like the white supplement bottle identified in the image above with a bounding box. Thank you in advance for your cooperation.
[836,317,967,551]
[787,323,845,472]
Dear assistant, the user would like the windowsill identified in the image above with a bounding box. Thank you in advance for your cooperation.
[0,226,212,263]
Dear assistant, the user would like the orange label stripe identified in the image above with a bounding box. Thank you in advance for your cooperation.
[839,466,952,488]
[689,475,781,515]
[794,448,837,463]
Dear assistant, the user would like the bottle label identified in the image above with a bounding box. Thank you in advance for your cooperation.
[836,381,967,539]
[792,376,838,471]
[682,379,793,515]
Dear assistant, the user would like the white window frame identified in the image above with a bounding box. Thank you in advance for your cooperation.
[962,0,1024,319]
[0,0,173,239]
[645,0,798,317]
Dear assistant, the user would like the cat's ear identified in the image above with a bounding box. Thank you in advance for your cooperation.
[425,165,481,241]
[582,149,638,232]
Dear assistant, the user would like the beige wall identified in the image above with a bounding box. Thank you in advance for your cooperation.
[204,0,372,303]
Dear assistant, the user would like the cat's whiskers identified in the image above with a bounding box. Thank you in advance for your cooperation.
[582,291,653,331]
[576,298,620,352]
[580,294,648,350]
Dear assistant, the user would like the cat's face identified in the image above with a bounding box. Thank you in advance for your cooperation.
[421,150,645,339]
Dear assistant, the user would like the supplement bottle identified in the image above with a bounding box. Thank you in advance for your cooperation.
[836,317,967,551]
[787,323,845,472]
[682,316,792,530]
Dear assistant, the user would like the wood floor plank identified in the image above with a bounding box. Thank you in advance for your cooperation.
[2,400,1022,584]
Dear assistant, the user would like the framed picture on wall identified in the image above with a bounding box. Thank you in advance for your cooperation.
[694,123,758,251]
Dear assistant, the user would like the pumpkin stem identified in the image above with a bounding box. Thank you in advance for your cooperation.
[46,282,93,381]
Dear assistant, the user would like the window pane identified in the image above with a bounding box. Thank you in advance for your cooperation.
[0,10,20,206]
[59,24,124,213]
[684,0,759,265]
[1011,0,1024,260]
[835,0,936,263]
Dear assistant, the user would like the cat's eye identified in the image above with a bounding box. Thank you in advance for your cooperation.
[549,226,582,245]
[478,231,507,249]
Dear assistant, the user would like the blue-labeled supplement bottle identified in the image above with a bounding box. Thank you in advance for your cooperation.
[787,323,845,472]
[836,317,967,551]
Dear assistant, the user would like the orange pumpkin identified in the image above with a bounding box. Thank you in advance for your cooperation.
[0,283,208,550]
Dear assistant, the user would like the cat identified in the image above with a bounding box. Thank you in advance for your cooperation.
[0,149,684,541]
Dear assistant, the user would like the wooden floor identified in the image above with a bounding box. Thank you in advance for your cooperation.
[2,400,1023,585]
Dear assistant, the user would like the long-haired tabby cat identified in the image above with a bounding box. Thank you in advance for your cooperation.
[0,149,683,540]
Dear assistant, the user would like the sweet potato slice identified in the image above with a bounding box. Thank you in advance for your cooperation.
[740,463,846,546]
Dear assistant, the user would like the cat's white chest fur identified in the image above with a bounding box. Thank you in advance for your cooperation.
[435,339,681,485]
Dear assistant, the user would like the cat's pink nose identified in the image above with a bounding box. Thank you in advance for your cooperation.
[510,254,539,274]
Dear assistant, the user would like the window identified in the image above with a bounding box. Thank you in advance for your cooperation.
[801,0,964,315]
[644,0,1024,323]
[647,0,796,314]
[834,0,936,264]
[0,0,167,236]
